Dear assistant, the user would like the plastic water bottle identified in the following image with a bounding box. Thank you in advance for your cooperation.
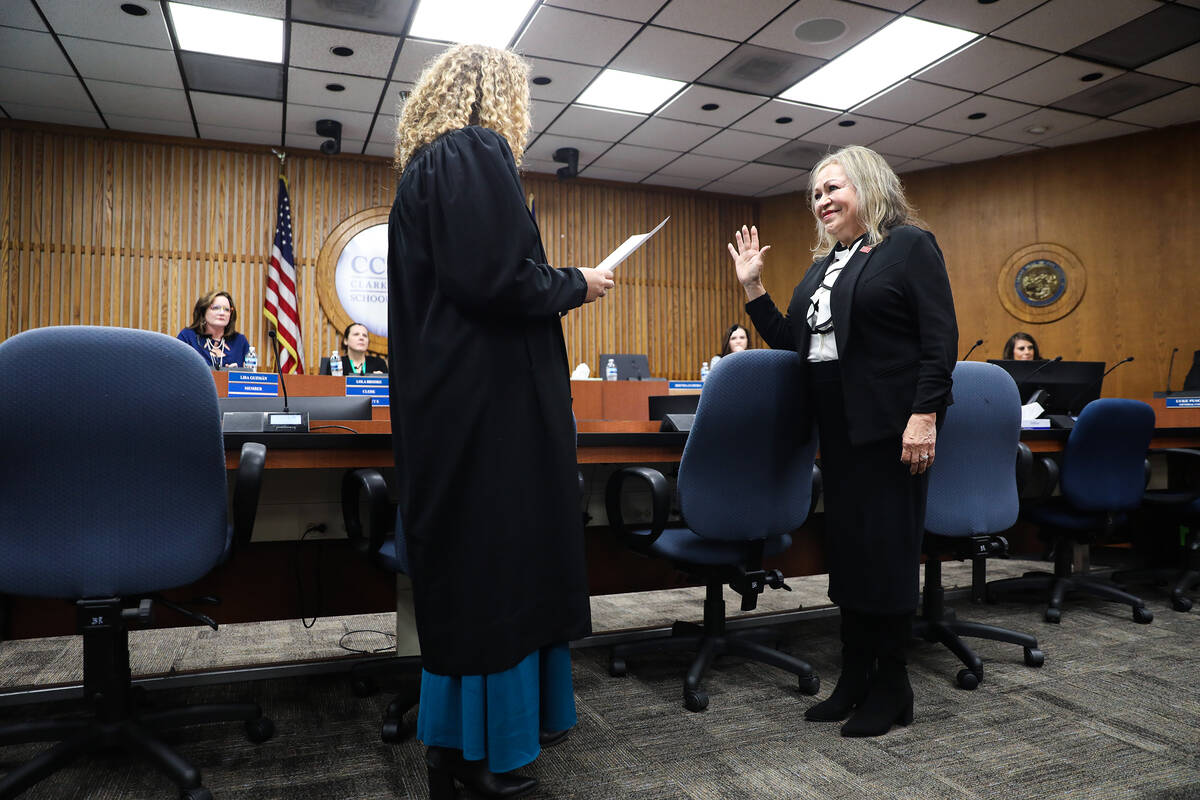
[243,346,257,372]
[605,358,618,381]
[330,352,343,377]
[700,361,710,382]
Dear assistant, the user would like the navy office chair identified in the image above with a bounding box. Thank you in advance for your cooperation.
[0,326,273,800]
[605,349,822,712]
[915,362,1043,690]
[987,398,1156,624]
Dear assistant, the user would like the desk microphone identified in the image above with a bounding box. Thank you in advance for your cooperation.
[267,329,292,413]
[962,339,984,360]
[1015,355,1061,390]
[1165,347,1179,394]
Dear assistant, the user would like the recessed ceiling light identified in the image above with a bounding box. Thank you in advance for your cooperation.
[410,0,538,47]
[701,102,720,111]
[1080,72,1104,82]
[838,119,856,127]
[967,112,987,120]
[775,116,793,124]
[794,18,846,44]
[781,16,976,110]
[331,45,354,57]
[167,2,282,63]
[121,3,148,16]
[326,83,346,92]
[532,76,552,86]
[576,69,686,114]
[1025,125,1048,135]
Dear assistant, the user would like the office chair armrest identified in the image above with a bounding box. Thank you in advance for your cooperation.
[604,465,670,548]
[809,464,823,518]
[231,442,265,546]
[341,468,393,558]
[1015,442,1033,494]
[1021,454,1060,501]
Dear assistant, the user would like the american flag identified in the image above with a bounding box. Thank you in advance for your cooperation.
[264,175,305,373]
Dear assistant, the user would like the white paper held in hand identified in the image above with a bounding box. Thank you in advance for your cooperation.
[594,216,669,272]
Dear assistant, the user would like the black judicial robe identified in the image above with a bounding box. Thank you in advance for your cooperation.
[386,125,591,676]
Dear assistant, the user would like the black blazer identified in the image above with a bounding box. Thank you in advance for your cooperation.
[319,354,388,375]
[747,225,958,445]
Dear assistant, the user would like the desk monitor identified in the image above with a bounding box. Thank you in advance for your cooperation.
[218,395,373,420]
[648,394,699,420]
[598,353,652,381]
[987,359,1106,416]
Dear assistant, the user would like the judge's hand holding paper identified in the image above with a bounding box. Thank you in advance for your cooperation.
[578,266,614,303]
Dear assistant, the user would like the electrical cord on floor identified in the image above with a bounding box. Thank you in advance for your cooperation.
[294,523,326,628]
[338,629,397,654]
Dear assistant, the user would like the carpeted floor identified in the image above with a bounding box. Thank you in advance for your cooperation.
[0,562,1197,799]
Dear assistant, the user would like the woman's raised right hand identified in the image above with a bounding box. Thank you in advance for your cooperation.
[727,224,770,298]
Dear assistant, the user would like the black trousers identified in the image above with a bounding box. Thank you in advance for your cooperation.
[808,359,927,615]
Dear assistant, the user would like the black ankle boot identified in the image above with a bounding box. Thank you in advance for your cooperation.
[425,746,459,800]
[455,758,538,798]
[805,609,872,722]
[841,613,914,737]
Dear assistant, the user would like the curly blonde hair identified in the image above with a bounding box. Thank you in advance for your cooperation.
[808,145,924,257]
[393,43,531,172]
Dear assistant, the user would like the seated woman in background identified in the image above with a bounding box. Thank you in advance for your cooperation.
[177,290,249,370]
[1003,332,1041,361]
[719,323,751,359]
[321,322,387,374]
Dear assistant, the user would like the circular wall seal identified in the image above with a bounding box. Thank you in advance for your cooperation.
[316,206,391,353]
[997,243,1085,324]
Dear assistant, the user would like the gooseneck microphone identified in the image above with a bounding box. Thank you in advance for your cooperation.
[962,338,984,360]
[1015,355,1062,389]
[1165,347,1179,394]
[267,329,292,413]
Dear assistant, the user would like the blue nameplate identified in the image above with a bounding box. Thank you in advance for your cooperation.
[346,375,389,406]
[228,371,279,397]
[1165,396,1200,408]
[669,381,704,390]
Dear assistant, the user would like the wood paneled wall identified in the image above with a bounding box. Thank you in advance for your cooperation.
[760,122,1200,400]
[0,121,758,380]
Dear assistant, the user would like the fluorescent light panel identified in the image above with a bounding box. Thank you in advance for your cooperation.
[781,17,976,110]
[576,69,686,114]
[168,3,283,63]
[410,0,537,47]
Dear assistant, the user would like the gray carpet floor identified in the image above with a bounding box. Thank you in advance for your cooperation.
[0,565,1197,800]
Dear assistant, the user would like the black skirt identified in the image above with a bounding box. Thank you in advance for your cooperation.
[808,359,927,615]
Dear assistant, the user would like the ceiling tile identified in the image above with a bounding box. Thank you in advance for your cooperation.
[916,37,1053,93]
[369,115,395,146]
[1068,3,1200,70]
[544,0,663,22]
[704,177,770,196]
[1036,118,1149,148]
[907,0,1045,33]
[992,0,1160,52]
[105,114,196,137]
[756,139,834,169]
[524,133,607,166]
[546,105,646,141]
[870,125,966,158]
[381,81,413,117]
[38,0,172,48]
[86,79,191,121]
[655,152,741,180]
[190,91,281,132]
[514,6,641,66]
[589,143,681,172]
[720,161,806,188]
[61,37,182,89]
[0,67,91,109]
[521,158,562,176]
[577,165,653,182]
[852,80,972,124]
[1,101,103,128]
[641,173,709,190]
[284,133,365,154]
[286,104,375,142]
[363,141,393,158]
[1139,42,1200,84]
[525,58,602,103]
[802,114,907,147]
[653,0,793,41]
[893,157,948,174]
[1052,72,1186,117]
[697,43,825,97]
[757,173,810,196]
[978,108,1096,145]
[621,116,718,150]
[750,0,896,59]
[181,52,284,101]
[289,22,399,78]
[0,2,47,31]
[391,39,450,84]
[291,0,413,34]
[657,85,768,126]
[918,95,1038,134]
[730,98,838,136]
[197,123,280,145]
[0,29,73,75]
[182,0,285,17]
[1111,85,1200,126]
[287,68,385,113]
[532,99,567,132]
[922,135,1023,163]
[987,55,1123,107]
[609,26,737,83]
[692,128,789,160]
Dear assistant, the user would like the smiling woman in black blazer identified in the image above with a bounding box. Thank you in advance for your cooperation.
[728,145,957,738]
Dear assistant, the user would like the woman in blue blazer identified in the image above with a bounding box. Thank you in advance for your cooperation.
[729,145,957,737]
[177,290,250,370]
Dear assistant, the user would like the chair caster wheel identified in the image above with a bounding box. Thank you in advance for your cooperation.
[381,717,406,743]
[797,675,820,696]
[182,789,212,800]
[1024,647,1044,667]
[352,676,378,697]
[245,716,275,743]
[683,688,708,712]
[1132,606,1153,624]
[609,657,627,677]
[1171,595,1192,612]
[956,668,980,690]
[1044,608,1061,624]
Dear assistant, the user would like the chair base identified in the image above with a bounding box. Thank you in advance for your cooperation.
[607,584,819,712]
[987,570,1154,624]
[1112,566,1199,612]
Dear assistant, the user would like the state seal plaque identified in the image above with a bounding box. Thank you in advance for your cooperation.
[997,243,1085,323]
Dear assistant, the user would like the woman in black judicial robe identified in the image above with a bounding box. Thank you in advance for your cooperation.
[386,44,614,799]
[728,145,957,738]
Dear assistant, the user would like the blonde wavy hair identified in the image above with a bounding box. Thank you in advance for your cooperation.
[393,44,531,172]
[808,145,924,257]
